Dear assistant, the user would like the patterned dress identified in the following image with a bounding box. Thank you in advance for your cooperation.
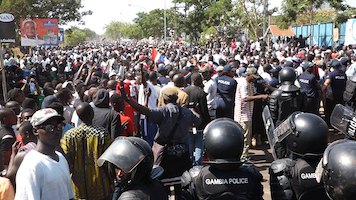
[61,124,113,200]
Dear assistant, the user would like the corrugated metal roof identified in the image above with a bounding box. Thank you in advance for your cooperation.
[269,25,295,36]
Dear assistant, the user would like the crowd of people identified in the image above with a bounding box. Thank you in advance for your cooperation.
[0,35,356,199]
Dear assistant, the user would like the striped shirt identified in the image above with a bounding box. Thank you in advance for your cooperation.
[234,77,255,122]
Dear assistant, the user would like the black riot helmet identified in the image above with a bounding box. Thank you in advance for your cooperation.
[285,113,329,158]
[203,118,244,165]
[322,140,356,200]
[97,137,153,184]
[279,67,296,83]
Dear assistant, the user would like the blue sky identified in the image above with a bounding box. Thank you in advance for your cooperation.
[66,0,356,35]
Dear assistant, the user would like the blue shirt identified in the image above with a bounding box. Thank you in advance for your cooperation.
[298,71,319,98]
[326,69,346,100]
[215,75,237,106]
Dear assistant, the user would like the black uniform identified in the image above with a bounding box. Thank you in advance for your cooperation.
[118,180,167,200]
[269,84,302,126]
[193,164,263,200]
[215,75,237,119]
[325,69,347,126]
[298,71,320,114]
[269,158,328,200]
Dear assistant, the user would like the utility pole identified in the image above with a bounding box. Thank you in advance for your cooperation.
[263,0,268,39]
[164,0,167,43]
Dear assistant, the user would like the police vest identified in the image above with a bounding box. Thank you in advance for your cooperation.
[194,164,263,200]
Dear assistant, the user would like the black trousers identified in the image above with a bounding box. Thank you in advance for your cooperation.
[303,96,319,115]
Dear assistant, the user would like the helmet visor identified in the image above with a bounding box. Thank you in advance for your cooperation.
[97,138,146,173]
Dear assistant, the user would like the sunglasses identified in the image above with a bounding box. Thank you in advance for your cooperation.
[39,123,64,133]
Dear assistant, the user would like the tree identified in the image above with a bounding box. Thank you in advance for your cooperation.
[64,27,97,46]
[104,21,124,40]
[0,0,91,24]
[172,0,233,41]
[276,0,346,29]
[134,8,180,39]
[120,23,143,40]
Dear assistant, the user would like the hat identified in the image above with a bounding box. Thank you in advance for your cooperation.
[301,61,314,69]
[223,65,233,72]
[30,108,64,127]
[161,87,178,102]
[283,61,294,68]
[329,59,341,69]
[340,57,350,66]
[41,95,59,109]
[245,67,259,78]
[93,89,110,108]
[216,66,224,72]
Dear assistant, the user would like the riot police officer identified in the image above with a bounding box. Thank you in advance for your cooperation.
[321,139,356,200]
[269,113,329,200]
[183,118,263,200]
[269,67,302,126]
[269,67,303,159]
[298,61,321,114]
[318,104,356,200]
[97,137,168,200]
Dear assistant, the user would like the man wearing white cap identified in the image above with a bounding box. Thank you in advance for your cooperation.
[15,108,73,200]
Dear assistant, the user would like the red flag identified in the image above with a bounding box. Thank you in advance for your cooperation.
[151,48,158,61]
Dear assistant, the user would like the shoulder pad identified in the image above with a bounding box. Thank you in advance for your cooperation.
[119,190,143,200]
[279,84,300,92]
[271,89,283,97]
[189,165,203,178]
[270,158,295,174]
[181,166,203,187]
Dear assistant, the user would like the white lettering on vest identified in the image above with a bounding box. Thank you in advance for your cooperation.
[205,178,249,185]
[347,117,356,137]
[301,173,316,179]
[217,80,231,85]
[299,79,309,84]
[335,76,345,80]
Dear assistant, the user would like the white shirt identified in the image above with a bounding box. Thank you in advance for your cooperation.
[234,77,254,122]
[204,79,217,110]
[346,62,356,77]
[138,82,159,119]
[15,150,73,200]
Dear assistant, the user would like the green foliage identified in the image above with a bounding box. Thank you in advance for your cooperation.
[134,8,180,39]
[104,21,143,40]
[172,0,233,41]
[199,26,218,45]
[0,0,91,24]
[64,27,97,46]
[276,0,345,28]
[104,21,124,40]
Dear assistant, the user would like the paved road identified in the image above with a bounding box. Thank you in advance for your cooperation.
[249,144,273,200]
